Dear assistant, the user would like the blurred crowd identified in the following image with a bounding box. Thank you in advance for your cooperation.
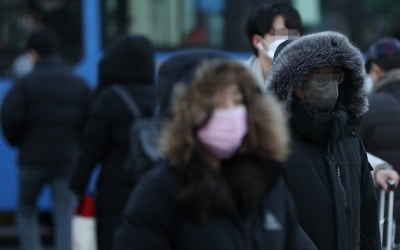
[1,2,400,250]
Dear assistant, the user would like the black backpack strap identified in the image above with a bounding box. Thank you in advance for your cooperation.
[111,86,142,118]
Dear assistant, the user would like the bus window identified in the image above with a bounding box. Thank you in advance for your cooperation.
[101,0,260,51]
[0,0,82,78]
[101,0,400,53]
[295,0,400,50]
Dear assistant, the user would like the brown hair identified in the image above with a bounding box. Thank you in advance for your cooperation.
[159,60,290,220]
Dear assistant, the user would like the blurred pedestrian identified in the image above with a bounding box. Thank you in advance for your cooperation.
[0,28,91,250]
[11,7,44,78]
[362,37,400,243]
[155,48,233,120]
[266,31,381,250]
[113,59,317,250]
[69,35,156,250]
[244,2,301,85]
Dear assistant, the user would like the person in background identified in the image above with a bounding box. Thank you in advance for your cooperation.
[361,37,400,243]
[244,2,302,86]
[11,7,44,78]
[0,28,91,250]
[113,59,317,250]
[155,48,233,120]
[69,35,156,250]
[266,31,381,250]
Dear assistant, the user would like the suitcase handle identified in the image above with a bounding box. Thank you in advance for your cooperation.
[379,179,396,250]
[387,179,396,191]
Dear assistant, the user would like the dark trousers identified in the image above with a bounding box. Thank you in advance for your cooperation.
[17,167,74,250]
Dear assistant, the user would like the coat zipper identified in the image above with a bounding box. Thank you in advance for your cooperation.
[336,165,351,249]
[336,165,348,209]
[241,212,258,250]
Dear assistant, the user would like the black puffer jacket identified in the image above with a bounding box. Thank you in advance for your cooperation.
[114,160,316,250]
[361,69,400,165]
[69,35,156,250]
[1,56,90,167]
[360,68,400,242]
[70,84,155,200]
[266,32,381,250]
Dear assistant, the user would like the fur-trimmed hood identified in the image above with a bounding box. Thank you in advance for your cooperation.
[265,31,368,117]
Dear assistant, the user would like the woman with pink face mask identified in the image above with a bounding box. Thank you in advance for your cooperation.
[113,60,317,250]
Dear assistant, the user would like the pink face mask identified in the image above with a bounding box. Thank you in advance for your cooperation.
[197,105,248,159]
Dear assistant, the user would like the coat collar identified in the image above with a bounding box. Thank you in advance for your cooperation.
[245,55,265,88]
[34,56,63,69]
[373,68,400,92]
[291,98,348,147]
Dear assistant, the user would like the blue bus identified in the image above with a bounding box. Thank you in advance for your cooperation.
[1,0,399,212]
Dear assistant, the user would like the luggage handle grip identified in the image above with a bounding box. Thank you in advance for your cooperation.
[387,179,396,191]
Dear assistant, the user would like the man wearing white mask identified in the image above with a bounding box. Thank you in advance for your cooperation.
[244,2,302,86]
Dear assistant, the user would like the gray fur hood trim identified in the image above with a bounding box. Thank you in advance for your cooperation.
[265,31,368,117]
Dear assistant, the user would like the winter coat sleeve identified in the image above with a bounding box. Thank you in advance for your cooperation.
[359,138,382,250]
[0,80,26,146]
[70,91,112,199]
[113,168,176,250]
[78,82,92,145]
[367,152,394,187]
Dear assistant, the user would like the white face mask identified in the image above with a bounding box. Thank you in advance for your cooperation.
[364,75,374,94]
[257,38,288,59]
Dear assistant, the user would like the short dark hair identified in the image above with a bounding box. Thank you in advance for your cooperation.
[244,2,302,56]
[27,28,59,57]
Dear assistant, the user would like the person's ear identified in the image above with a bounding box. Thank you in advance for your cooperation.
[370,63,385,83]
[252,34,263,51]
